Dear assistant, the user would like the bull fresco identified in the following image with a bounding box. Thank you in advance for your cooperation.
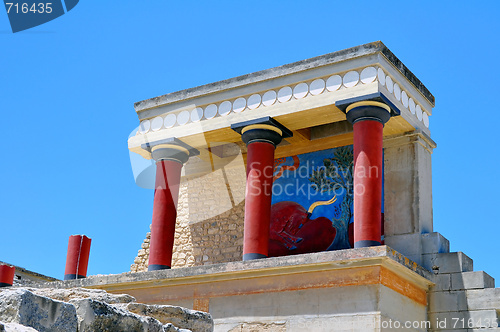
[269,145,384,257]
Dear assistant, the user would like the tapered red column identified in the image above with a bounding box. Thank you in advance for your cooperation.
[64,235,91,280]
[0,264,15,287]
[148,143,189,271]
[346,101,391,248]
[232,118,292,261]
[243,140,276,260]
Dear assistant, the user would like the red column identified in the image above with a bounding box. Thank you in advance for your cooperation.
[148,159,183,270]
[243,141,276,260]
[353,120,384,247]
[231,118,291,260]
[0,264,15,287]
[345,101,391,248]
[64,235,91,280]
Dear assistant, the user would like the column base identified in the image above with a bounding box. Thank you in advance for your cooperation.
[354,240,381,248]
[0,282,12,287]
[64,274,86,280]
[243,253,268,261]
[148,264,171,271]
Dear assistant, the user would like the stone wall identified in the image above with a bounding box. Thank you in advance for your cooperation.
[131,161,246,272]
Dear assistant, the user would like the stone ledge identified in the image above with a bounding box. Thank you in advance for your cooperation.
[42,246,432,291]
[451,271,495,291]
[422,252,473,274]
[37,246,435,329]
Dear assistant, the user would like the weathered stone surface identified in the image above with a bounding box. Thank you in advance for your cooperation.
[466,288,500,310]
[126,302,213,332]
[29,287,135,304]
[451,271,495,290]
[429,290,468,313]
[72,298,171,332]
[422,252,473,273]
[421,232,450,254]
[0,322,38,332]
[0,287,210,332]
[228,322,286,332]
[0,288,78,332]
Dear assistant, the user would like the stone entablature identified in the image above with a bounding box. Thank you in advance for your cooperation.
[128,41,434,162]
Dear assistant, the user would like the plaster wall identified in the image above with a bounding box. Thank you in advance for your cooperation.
[212,285,427,332]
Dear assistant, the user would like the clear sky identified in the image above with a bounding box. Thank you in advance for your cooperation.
[1,1,499,282]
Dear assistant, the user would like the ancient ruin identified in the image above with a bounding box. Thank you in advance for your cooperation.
[2,41,499,331]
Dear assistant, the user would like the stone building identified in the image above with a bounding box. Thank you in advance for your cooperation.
[61,42,500,331]
[0,260,58,286]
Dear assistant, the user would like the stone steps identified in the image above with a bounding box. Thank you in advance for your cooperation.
[423,251,474,274]
[453,272,495,291]
[467,289,500,311]
[421,233,500,332]
[429,309,498,328]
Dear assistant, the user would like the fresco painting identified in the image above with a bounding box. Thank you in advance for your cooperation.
[269,145,384,257]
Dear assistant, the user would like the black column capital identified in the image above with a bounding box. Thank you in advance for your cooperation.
[345,101,391,125]
[231,116,292,147]
[335,92,399,126]
[142,138,199,163]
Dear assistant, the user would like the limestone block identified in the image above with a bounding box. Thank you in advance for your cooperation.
[429,290,468,313]
[0,288,78,332]
[384,233,422,264]
[421,232,450,254]
[466,288,500,310]
[422,252,473,273]
[0,322,38,332]
[72,298,168,332]
[126,303,213,332]
[430,274,451,292]
[451,271,495,290]
[429,310,499,329]
[429,311,468,329]
[468,310,499,328]
[383,134,434,236]
[30,287,136,304]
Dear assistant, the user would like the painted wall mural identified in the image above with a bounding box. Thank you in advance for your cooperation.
[269,145,384,257]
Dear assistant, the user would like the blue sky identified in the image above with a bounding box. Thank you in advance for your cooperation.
[1,1,499,281]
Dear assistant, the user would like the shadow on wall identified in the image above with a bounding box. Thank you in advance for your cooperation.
[190,200,245,266]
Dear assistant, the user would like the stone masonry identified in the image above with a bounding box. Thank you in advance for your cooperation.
[131,162,246,272]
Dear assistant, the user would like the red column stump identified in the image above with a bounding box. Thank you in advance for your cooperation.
[64,235,91,280]
[0,264,15,287]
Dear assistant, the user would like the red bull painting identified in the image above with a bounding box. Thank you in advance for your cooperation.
[269,145,384,257]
